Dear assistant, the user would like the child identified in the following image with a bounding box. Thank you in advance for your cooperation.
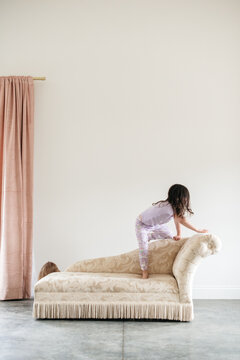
[38,261,61,281]
[135,184,208,279]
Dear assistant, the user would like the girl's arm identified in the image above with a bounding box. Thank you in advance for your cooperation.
[174,214,181,237]
[175,215,208,233]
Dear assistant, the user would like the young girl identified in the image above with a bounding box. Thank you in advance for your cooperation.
[135,184,208,279]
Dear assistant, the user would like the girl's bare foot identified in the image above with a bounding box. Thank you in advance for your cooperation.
[142,270,149,279]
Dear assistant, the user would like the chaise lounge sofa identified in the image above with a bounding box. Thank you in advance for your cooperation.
[33,233,221,321]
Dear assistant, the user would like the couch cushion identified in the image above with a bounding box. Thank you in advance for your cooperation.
[34,271,179,296]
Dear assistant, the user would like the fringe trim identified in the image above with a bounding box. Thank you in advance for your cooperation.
[33,301,193,321]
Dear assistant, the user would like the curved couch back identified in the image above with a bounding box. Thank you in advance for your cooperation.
[65,237,188,275]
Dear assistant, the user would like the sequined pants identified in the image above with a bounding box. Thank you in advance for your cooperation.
[135,217,173,271]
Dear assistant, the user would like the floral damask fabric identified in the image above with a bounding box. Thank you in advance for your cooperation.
[35,291,180,303]
[33,233,222,320]
[65,237,187,275]
[172,233,222,302]
[35,272,179,296]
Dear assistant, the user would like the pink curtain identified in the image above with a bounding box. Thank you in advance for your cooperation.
[0,76,34,300]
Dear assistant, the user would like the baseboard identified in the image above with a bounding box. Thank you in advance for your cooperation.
[193,287,240,299]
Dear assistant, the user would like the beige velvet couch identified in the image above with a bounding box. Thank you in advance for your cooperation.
[33,233,221,321]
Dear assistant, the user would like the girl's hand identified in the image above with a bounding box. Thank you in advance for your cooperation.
[197,229,208,233]
[173,235,181,241]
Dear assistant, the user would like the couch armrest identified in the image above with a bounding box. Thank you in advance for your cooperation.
[172,233,222,303]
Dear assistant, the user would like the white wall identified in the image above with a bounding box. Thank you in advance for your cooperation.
[1,0,240,298]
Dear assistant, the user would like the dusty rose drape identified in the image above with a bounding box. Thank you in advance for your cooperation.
[0,76,34,300]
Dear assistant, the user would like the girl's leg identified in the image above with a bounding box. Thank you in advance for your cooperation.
[148,223,173,241]
[135,218,150,271]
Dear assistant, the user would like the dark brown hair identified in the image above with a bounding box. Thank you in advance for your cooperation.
[38,261,60,281]
[152,184,194,218]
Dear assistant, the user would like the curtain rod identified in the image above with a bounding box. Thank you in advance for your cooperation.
[33,77,46,80]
